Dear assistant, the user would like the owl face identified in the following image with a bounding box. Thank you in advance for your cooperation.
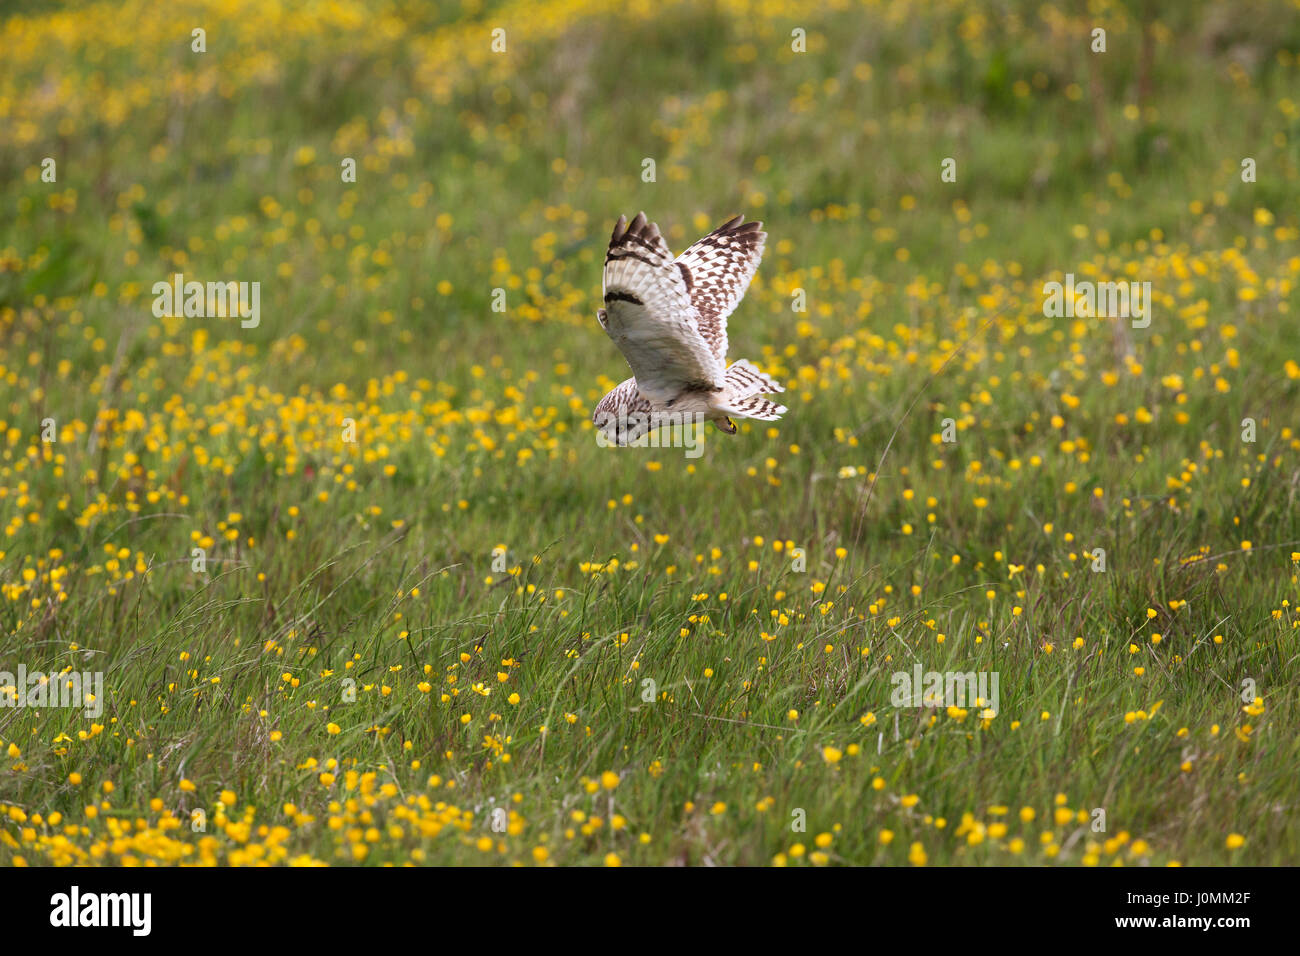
[592,385,653,447]
[591,378,707,457]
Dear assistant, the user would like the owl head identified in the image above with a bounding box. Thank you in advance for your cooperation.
[592,378,652,447]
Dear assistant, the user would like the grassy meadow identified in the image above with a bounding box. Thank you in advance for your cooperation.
[2,0,1300,866]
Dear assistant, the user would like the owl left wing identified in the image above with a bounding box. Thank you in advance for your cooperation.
[674,215,766,364]
[599,212,724,404]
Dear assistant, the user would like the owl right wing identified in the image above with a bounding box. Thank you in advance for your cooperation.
[674,215,766,365]
[599,212,725,405]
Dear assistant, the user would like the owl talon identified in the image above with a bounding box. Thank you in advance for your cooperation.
[714,417,738,434]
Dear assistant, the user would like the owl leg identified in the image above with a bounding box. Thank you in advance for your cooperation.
[714,417,738,434]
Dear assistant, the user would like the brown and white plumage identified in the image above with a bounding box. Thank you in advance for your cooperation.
[592,212,786,445]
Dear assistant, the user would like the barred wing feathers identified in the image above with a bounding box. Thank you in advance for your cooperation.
[674,215,766,364]
[599,212,723,404]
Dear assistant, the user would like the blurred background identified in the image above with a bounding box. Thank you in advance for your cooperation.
[5,0,1300,641]
[5,0,1299,406]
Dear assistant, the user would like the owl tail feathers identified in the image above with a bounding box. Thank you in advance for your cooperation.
[716,362,788,428]
[724,359,785,399]
[723,395,788,423]
[717,360,787,424]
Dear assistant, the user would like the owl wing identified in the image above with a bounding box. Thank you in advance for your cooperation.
[673,215,766,364]
[599,212,725,405]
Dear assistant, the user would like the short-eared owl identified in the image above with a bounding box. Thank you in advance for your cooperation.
[592,212,786,446]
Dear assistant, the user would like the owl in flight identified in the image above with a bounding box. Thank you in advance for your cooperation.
[592,212,787,446]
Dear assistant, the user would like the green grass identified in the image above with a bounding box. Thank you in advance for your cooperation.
[1,0,1299,865]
